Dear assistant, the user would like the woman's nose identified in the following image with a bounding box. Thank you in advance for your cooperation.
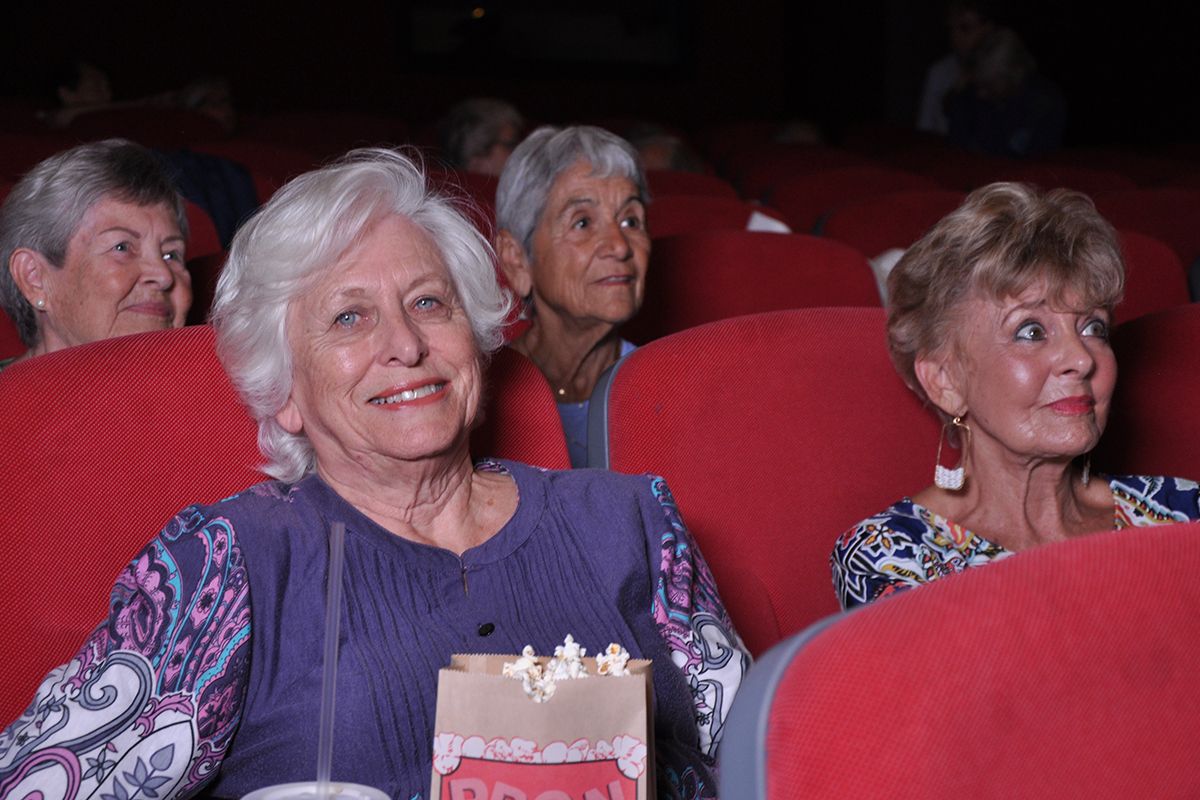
[598,220,633,260]
[1057,330,1097,376]
[140,253,177,289]
[381,311,428,366]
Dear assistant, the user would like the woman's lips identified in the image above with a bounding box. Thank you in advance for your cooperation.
[1048,395,1095,415]
[368,380,448,407]
[124,300,174,318]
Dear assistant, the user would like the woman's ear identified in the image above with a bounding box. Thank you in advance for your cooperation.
[10,249,50,308]
[274,396,304,435]
[495,230,533,299]
[914,352,968,418]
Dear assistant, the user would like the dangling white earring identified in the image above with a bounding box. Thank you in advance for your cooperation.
[1081,455,1091,487]
[934,415,971,491]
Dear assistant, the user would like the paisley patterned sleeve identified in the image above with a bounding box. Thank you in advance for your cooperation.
[647,475,751,796]
[0,506,251,800]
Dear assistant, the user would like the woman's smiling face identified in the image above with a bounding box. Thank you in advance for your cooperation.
[276,214,483,474]
[935,280,1117,463]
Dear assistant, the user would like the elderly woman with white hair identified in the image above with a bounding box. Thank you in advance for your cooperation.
[495,125,650,467]
[0,138,191,368]
[0,150,746,800]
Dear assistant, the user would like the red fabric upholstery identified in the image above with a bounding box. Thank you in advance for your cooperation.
[65,107,229,149]
[470,346,570,470]
[752,523,1200,799]
[1094,188,1200,268]
[1047,148,1182,186]
[981,162,1137,195]
[598,309,940,654]
[428,169,498,239]
[768,166,942,233]
[1094,304,1200,480]
[884,147,1009,192]
[822,189,965,258]
[191,140,318,203]
[729,144,871,203]
[186,251,228,326]
[0,311,22,359]
[1115,230,1190,324]
[0,132,74,181]
[647,195,782,240]
[624,231,880,343]
[184,198,223,259]
[0,326,266,725]
[645,169,738,199]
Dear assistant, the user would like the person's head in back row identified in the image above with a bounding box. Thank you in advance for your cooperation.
[0,139,191,368]
[494,125,650,467]
[832,181,1200,609]
[438,97,525,177]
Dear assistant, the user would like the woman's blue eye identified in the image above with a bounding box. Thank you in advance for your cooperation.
[1015,321,1046,341]
[1082,318,1109,338]
[414,296,442,311]
[335,310,360,327]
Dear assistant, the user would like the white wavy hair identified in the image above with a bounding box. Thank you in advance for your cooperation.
[211,148,513,482]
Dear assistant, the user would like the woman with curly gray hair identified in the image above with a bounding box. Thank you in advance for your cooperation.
[832,182,1200,610]
[2,149,747,800]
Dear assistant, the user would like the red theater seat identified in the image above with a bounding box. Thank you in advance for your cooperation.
[648,194,787,239]
[822,189,965,258]
[0,326,265,726]
[1116,230,1190,324]
[589,309,940,654]
[645,169,738,199]
[720,522,1200,799]
[184,199,223,259]
[1094,188,1200,270]
[768,165,941,233]
[0,311,23,359]
[729,144,871,203]
[1095,304,1200,480]
[471,346,570,471]
[624,230,880,343]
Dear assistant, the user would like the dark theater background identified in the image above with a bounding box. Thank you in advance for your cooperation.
[1,1,1197,147]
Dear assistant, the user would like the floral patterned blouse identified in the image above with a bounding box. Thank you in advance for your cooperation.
[832,475,1200,610]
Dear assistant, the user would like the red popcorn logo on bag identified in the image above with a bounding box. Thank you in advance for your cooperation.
[430,636,655,800]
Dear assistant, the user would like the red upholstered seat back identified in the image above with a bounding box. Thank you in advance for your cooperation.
[721,523,1200,798]
[0,311,22,360]
[647,195,785,240]
[471,346,570,470]
[769,165,941,233]
[624,230,880,343]
[1115,230,1190,324]
[822,189,966,258]
[1094,304,1200,480]
[1094,187,1200,268]
[593,309,939,654]
[645,169,738,199]
[0,326,266,726]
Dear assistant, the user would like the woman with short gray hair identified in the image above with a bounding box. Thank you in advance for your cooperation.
[495,125,650,466]
[0,138,191,367]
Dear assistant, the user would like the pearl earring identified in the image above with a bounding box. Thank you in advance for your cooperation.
[35,298,45,309]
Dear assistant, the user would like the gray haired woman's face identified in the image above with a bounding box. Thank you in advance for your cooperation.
[23,196,190,353]
[274,214,484,474]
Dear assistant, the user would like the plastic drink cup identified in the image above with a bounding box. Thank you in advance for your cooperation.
[242,781,390,800]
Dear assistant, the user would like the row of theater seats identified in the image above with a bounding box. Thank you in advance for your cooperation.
[2,303,1198,726]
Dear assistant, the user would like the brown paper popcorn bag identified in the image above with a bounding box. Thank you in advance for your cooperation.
[429,653,655,800]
